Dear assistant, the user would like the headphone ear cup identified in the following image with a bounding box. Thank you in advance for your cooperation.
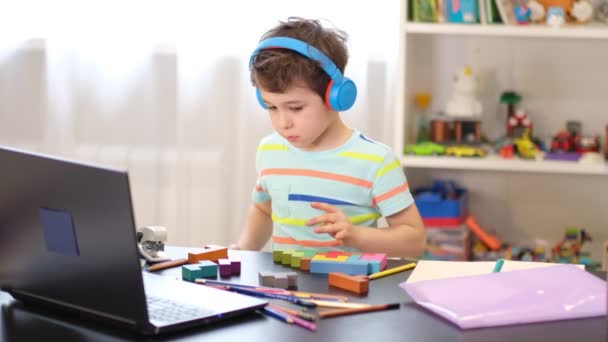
[327,78,357,111]
[256,88,267,109]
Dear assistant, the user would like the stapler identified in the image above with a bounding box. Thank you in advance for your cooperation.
[136,226,171,263]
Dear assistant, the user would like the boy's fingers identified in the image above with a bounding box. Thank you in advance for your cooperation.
[311,202,339,213]
[313,224,341,235]
[306,213,337,226]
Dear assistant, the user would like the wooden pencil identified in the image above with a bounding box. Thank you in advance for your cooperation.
[319,303,400,318]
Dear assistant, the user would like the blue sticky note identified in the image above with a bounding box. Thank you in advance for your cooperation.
[40,208,80,257]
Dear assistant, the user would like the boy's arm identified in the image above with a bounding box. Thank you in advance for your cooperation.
[352,204,426,258]
[232,201,273,251]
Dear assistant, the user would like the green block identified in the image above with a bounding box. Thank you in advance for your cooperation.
[182,264,204,282]
[198,260,218,278]
[273,250,284,263]
[290,252,304,268]
[282,250,296,265]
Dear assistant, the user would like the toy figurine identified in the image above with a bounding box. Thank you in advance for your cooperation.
[514,5,532,23]
[552,227,594,266]
[546,6,566,27]
[570,0,594,22]
[527,0,547,21]
[445,67,482,119]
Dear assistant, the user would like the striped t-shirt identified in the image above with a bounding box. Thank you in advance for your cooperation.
[252,129,414,254]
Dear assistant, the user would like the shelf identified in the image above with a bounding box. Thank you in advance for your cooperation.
[400,155,608,175]
[404,22,608,39]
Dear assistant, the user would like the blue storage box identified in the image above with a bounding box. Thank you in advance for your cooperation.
[413,180,469,223]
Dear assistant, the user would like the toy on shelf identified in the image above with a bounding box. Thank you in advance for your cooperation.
[414,92,432,143]
[546,6,566,26]
[552,227,594,266]
[414,179,468,227]
[500,91,522,136]
[445,145,486,158]
[527,0,547,21]
[513,129,541,160]
[444,66,482,144]
[570,0,594,22]
[403,141,446,156]
[503,239,551,262]
[546,120,600,161]
[514,5,532,23]
[507,108,533,138]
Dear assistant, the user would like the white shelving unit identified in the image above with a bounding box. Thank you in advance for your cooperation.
[394,0,608,175]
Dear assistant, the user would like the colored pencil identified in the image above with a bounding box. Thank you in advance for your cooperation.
[319,303,400,318]
[269,303,316,322]
[262,306,316,331]
[307,300,371,309]
[493,259,504,273]
[223,286,317,308]
[146,258,188,272]
[367,262,416,280]
[195,279,348,301]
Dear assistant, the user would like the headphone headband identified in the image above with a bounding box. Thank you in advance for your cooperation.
[250,36,357,112]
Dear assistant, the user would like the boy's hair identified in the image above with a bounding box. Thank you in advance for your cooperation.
[250,17,349,100]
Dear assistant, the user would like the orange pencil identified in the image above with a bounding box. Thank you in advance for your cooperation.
[146,258,188,272]
[319,303,400,319]
[269,303,316,321]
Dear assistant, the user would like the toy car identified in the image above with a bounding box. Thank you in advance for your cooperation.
[403,142,446,156]
[445,145,486,157]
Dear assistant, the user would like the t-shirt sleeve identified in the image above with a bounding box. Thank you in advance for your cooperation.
[251,148,270,203]
[371,152,414,217]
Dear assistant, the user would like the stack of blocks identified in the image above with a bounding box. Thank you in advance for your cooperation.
[181,245,241,281]
[258,271,298,289]
[272,250,387,276]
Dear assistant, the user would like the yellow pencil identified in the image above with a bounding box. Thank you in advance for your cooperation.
[367,262,416,280]
[307,300,371,309]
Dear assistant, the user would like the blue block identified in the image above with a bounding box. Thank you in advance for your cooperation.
[182,264,204,282]
[197,260,218,278]
[310,259,369,275]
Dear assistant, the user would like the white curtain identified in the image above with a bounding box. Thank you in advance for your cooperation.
[0,0,400,247]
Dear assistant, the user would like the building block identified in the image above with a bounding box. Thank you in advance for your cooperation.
[230,258,241,275]
[328,272,369,294]
[218,259,232,277]
[259,271,275,287]
[182,264,205,282]
[310,259,369,275]
[273,250,284,263]
[281,250,296,265]
[197,260,218,278]
[274,274,288,289]
[258,271,298,289]
[309,252,387,275]
[187,245,228,264]
[300,257,311,271]
[290,252,304,268]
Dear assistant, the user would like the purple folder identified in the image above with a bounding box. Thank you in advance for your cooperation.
[401,265,606,329]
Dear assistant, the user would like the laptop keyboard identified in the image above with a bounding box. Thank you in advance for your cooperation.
[146,295,214,323]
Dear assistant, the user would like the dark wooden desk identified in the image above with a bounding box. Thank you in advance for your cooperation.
[1,247,606,341]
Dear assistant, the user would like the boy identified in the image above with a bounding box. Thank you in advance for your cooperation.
[232,18,425,258]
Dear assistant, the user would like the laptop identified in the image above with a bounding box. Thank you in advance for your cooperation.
[0,146,267,335]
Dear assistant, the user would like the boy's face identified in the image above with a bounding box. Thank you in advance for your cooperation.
[259,82,336,150]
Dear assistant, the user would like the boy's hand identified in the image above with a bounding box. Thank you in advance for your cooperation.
[306,202,361,246]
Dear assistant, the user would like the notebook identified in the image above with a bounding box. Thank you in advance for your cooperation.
[0,146,267,335]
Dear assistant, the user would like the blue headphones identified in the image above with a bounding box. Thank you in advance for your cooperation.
[250,37,357,112]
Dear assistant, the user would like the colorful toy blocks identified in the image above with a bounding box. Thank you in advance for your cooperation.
[258,271,298,289]
[310,252,387,275]
[328,272,369,294]
[230,257,241,275]
[218,259,232,277]
[272,249,387,275]
[182,261,218,281]
[187,244,228,264]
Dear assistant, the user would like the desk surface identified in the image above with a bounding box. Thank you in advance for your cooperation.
[1,247,606,341]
